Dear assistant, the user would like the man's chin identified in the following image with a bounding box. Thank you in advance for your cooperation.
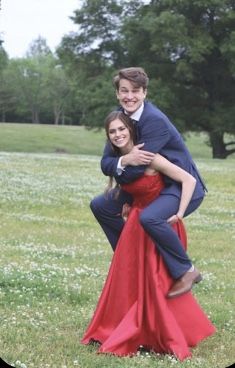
[123,106,138,114]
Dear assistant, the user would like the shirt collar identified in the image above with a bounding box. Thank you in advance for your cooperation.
[125,102,144,122]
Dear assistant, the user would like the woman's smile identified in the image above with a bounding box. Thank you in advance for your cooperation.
[108,119,133,153]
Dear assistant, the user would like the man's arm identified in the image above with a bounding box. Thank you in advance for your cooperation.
[101,116,171,184]
[101,142,149,184]
[120,143,155,166]
[137,116,171,154]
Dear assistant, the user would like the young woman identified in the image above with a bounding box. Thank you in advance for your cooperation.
[81,111,215,360]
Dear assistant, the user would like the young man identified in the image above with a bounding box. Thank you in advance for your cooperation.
[91,67,206,298]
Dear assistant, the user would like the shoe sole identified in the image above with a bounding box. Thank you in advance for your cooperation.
[194,273,203,284]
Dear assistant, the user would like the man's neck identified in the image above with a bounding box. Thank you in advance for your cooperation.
[124,102,144,121]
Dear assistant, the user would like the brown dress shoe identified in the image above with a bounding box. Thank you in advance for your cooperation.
[167,268,202,299]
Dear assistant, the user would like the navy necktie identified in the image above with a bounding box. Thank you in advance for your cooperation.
[132,119,139,141]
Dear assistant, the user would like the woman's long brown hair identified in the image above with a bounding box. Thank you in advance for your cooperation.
[104,111,136,196]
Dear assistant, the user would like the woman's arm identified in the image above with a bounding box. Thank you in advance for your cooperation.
[147,154,196,223]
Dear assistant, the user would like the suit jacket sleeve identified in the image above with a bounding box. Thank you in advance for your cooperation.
[137,115,171,153]
[101,142,146,184]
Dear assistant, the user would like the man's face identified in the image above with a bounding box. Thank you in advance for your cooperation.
[116,78,147,115]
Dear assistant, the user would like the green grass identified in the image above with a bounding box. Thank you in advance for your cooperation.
[0,122,222,159]
[1,123,234,161]
[0,124,234,367]
[0,123,105,156]
[1,122,234,161]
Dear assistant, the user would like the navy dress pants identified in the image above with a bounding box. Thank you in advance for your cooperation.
[90,189,203,280]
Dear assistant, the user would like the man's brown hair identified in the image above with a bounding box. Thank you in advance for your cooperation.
[113,67,149,90]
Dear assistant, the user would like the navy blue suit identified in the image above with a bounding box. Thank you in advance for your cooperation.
[91,101,206,279]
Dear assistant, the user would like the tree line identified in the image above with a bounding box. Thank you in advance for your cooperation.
[0,0,235,158]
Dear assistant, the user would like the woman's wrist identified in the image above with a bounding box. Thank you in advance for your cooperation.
[176,212,183,220]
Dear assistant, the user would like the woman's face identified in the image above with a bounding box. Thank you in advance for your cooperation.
[108,119,133,153]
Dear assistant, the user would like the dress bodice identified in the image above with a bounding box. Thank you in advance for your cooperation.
[121,174,165,208]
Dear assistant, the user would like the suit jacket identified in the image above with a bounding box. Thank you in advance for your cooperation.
[101,101,206,200]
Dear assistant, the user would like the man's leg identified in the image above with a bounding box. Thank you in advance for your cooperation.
[139,194,203,297]
[139,194,191,279]
[90,188,133,251]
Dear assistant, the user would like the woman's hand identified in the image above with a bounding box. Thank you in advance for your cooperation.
[167,213,183,225]
[122,203,132,221]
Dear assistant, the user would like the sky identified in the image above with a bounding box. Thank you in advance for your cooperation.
[0,0,81,58]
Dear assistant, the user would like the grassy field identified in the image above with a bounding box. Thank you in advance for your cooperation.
[0,124,106,156]
[0,124,235,367]
[0,123,214,159]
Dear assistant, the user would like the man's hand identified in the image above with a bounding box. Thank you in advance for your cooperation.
[121,143,155,166]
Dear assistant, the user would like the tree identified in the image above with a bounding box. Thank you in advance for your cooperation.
[44,61,70,125]
[8,39,54,124]
[122,0,235,158]
[11,57,45,123]
[27,36,52,58]
[0,45,12,122]
[57,0,147,125]
[0,45,8,71]
[59,0,235,157]
[0,67,18,122]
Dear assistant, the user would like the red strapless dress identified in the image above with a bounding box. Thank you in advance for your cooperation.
[81,174,215,360]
